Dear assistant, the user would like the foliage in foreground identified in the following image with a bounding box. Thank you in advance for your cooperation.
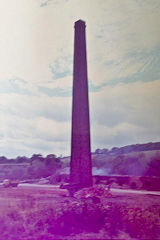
[0,185,160,239]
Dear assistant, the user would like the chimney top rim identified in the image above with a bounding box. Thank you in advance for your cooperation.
[75,19,86,26]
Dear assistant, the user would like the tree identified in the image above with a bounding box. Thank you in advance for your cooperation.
[146,152,160,176]
[0,156,8,163]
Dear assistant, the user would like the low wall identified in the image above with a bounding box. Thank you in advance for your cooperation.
[54,174,160,191]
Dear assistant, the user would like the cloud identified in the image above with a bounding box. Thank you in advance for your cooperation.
[0,0,160,157]
[0,92,71,122]
[40,0,68,8]
[40,0,52,7]
[0,100,71,157]
[90,79,160,150]
[1,79,160,157]
[0,0,160,89]
[49,54,72,80]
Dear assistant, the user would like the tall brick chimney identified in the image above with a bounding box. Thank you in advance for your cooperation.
[70,20,92,188]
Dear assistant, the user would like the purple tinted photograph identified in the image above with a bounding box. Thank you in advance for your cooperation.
[0,1,160,239]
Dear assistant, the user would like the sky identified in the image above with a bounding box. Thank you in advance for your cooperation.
[0,0,160,158]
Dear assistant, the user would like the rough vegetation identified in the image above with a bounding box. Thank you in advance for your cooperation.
[0,185,160,239]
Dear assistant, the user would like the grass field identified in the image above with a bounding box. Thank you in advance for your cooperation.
[0,185,160,239]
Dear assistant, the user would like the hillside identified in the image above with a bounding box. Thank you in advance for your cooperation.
[94,141,160,155]
[0,142,160,180]
[92,142,160,176]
